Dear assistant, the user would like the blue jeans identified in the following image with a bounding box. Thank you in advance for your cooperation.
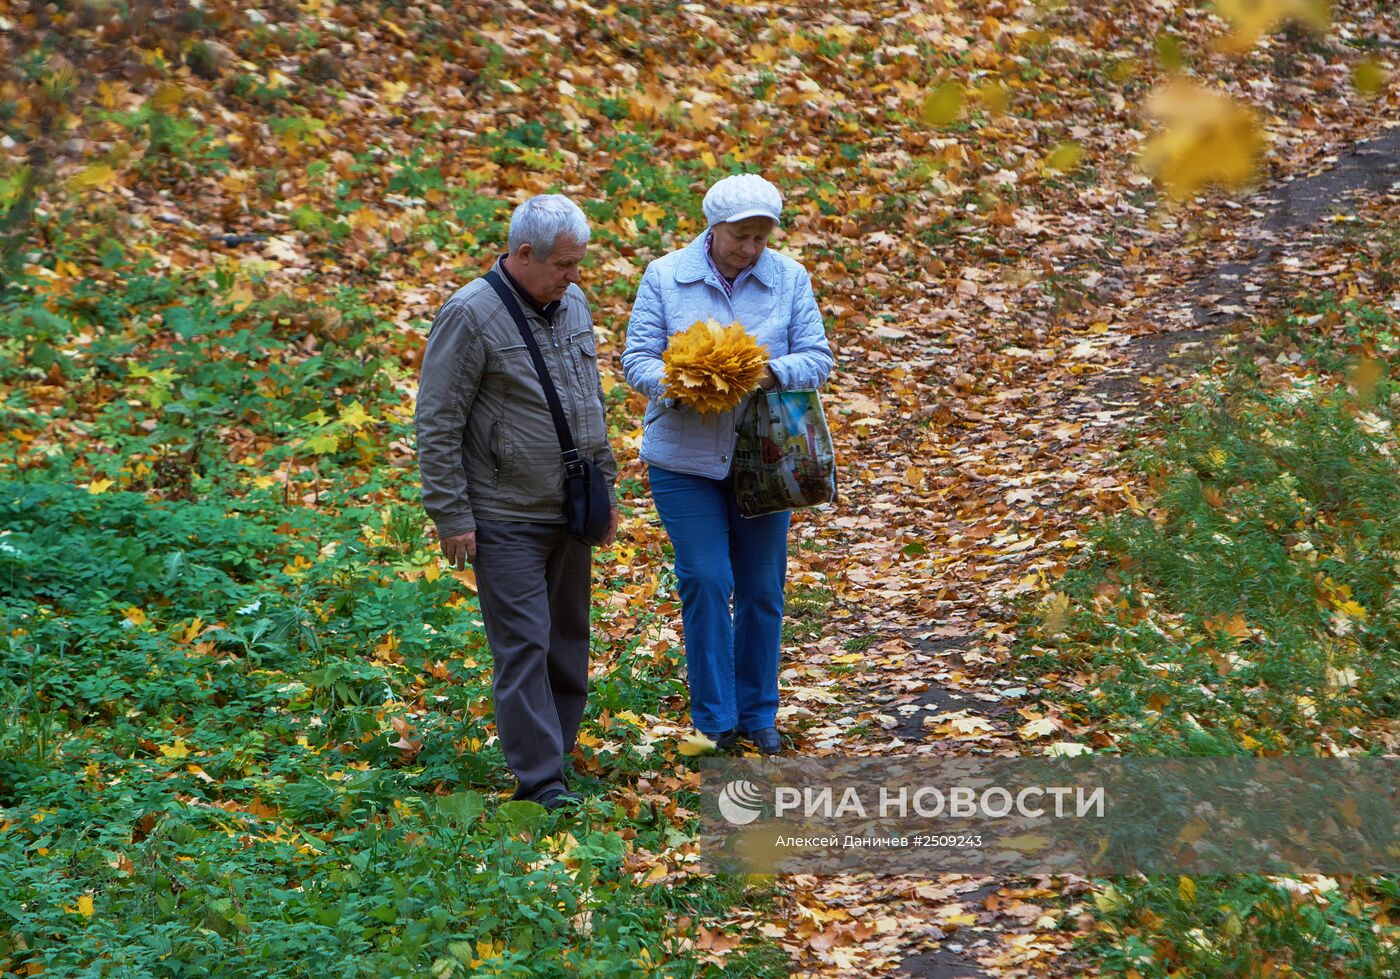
[648,466,790,733]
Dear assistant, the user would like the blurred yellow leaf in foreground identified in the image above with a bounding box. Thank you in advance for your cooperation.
[1140,82,1263,201]
[1044,141,1085,173]
[1216,0,1330,52]
[920,82,965,128]
[1353,60,1389,96]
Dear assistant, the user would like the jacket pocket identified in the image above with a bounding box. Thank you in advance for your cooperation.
[491,341,530,368]
[567,330,597,384]
[644,398,676,426]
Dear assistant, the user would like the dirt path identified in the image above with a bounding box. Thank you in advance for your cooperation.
[769,123,1400,978]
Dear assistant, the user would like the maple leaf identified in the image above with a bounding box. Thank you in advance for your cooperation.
[946,714,994,735]
[1019,716,1063,740]
[689,101,718,131]
[662,320,769,414]
[307,432,341,454]
[677,732,717,756]
[1140,82,1264,201]
[1000,833,1052,853]
[338,400,372,430]
[389,715,423,756]
[282,555,314,576]
[1335,600,1368,621]
[1326,666,1359,690]
[934,904,978,927]
[1204,612,1251,642]
[1093,883,1128,913]
[696,926,742,952]
[450,567,477,592]
[1350,356,1385,401]
[150,82,185,110]
[1039,592,1071,636]
[374,632,401,662]
[67,165,118,193]
[749,42,781,64]
[158,738,191,760]
[264,236,301,264]
[179,617,205,643]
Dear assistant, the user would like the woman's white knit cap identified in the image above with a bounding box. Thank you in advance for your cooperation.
[702,173,783,228]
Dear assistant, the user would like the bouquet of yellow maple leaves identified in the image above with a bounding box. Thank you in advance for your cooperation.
[662,319,769,414]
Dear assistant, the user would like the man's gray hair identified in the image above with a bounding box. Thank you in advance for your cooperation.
[507,194,591,258]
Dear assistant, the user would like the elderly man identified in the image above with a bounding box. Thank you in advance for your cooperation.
[416,194,618,810]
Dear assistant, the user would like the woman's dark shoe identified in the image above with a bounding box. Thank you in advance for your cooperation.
[742,727,784,755]
[701,729,739,751]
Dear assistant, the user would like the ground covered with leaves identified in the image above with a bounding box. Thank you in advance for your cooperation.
[4,0,1400,975]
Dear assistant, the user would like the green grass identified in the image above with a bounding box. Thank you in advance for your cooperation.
[1087,875,1400,977]
[0,266,789,977]
[1012,301,1400,975]
[1017,363,1400,756]
[783,584,833,644]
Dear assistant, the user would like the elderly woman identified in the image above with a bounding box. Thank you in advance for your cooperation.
[622,173,834,754]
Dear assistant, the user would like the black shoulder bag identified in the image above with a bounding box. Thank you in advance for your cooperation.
[484,270,611,546]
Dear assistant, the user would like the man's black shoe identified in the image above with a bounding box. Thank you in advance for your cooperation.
[700,729,739,751]
[742,727,784,755]
[538,788,583,812]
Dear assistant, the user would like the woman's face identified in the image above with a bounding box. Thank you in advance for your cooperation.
[710,217,775,279]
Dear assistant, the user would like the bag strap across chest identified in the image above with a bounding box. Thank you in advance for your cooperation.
[484,270,584,473]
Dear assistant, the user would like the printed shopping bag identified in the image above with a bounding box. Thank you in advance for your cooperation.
[732,389,837,518]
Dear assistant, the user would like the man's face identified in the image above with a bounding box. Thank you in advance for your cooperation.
[710,217,774,279]
[515,237,586,305]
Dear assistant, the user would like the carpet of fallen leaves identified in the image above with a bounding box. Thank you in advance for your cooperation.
[8,0,1400,973]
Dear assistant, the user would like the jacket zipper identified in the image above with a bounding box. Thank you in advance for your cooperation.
[709,274,742,455]
[708,275,738,322]
[489,419,501,485]
[543,313,585,447]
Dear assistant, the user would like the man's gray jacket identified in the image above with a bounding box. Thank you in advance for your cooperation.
[416,259,617,540]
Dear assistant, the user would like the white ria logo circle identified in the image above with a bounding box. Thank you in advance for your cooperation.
[718,779,766,825]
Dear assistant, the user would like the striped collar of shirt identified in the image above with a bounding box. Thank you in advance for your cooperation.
[703,230,757,297]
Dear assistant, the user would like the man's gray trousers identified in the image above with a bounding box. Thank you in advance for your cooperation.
[471,518,591,802]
